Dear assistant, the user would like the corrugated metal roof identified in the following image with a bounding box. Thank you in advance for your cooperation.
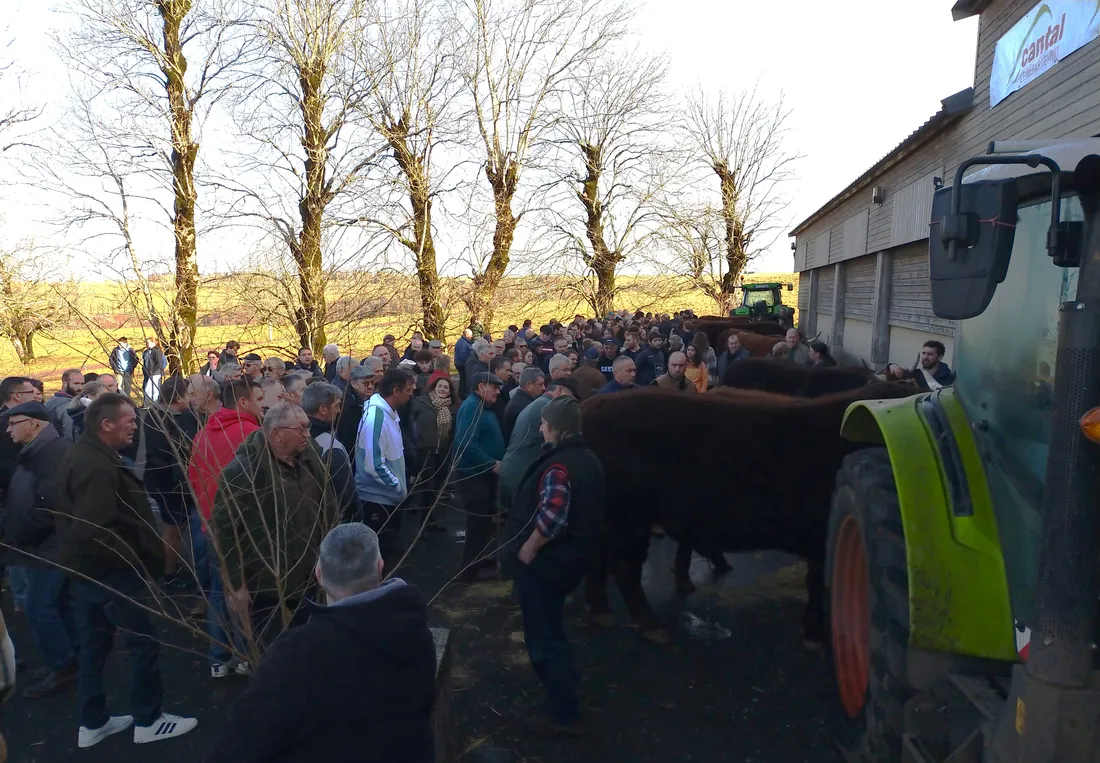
[789,87,974,237]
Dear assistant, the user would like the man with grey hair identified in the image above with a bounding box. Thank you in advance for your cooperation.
[548,353,572,381]
[204,522,436,763]
[360,355,384,384]
[262,357,287,381]
[213,402,339,647]
[333,355,354,392]
[219,363,243,382]
[302,382,360,523]
[322,344,340,382]
[463,339,491,398]
[282,374,307,406]
[503,366,545,442]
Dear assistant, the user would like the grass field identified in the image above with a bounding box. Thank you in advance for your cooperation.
[2,272,798,388]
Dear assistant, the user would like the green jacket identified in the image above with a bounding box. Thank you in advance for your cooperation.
[56,432,165,581]
[211,431,339,601]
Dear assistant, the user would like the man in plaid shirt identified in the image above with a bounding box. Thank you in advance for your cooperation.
[502,395,606,737]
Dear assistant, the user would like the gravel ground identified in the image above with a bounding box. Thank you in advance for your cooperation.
[0,510,846,763]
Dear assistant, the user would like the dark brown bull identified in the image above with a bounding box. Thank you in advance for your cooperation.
[580,382,919,644]
[694,320,787,347]
[718,358,879,396]
[715,329,781,358]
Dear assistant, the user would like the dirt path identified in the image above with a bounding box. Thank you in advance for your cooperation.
[0,514,844,763]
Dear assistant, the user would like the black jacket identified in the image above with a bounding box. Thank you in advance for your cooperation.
[502,388,536,443]
[2,425,70,565]
[502,434,606,585]
[204,582,437,763]
[109,345,139,375]
[335,388,366,456]
[142,407,199,517]
[142,347,167,378]
[0,409,19,504]
[309,416,362,523]
[410,393,457,453]
[291,360,323,377]
[634,347,666,387]
[55,432,165,581]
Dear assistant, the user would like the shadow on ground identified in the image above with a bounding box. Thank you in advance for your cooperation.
[1,509,845,763]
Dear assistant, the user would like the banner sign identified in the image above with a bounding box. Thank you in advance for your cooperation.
[990,0,1100,108]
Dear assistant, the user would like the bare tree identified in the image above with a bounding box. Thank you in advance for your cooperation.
[0,242,72,363]
[356,0,460,341]
[681,87,797,312]
[0,45,42,155]
[222,0,384,352]
[56,0,252,374]
[550,51,671,317]
[457,0,631,328]
[660,203,729,311]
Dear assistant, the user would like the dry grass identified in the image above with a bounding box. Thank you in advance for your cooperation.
[2,273,798,384]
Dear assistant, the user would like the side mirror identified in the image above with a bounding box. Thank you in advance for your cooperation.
[786,283,793,291]
[928,178,1018,320]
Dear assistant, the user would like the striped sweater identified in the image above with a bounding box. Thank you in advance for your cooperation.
[355,393,407,506]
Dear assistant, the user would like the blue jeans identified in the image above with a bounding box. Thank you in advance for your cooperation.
[20,566,78,671]
[73,572,163,728]
[8,566,28,610]
[513,565,582,724]
[206,558,241,665]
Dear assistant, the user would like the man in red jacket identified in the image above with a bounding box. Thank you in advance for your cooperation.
[188,378,263,679]
[189,379,264,523]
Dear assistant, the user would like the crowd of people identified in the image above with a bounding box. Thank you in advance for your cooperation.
[0,306,955,759]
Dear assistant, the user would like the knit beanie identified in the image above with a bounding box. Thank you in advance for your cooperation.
[541,395,582,436]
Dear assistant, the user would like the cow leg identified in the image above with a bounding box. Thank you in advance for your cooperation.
[585,525,616,628]
[674,541,695,595]
[613,528,667,643]
[802,554,826,650]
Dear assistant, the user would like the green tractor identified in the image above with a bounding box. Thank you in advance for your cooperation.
[826,139,1100,763]
[731,280,796,327]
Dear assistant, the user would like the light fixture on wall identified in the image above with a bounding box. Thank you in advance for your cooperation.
[933,176,944,189]
[871,186,884,205]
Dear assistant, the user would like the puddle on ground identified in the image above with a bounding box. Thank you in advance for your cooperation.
[680,611,732,642]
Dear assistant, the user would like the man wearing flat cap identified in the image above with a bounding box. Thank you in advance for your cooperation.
[501,395,605,738]
[452,371,505,582]
[1,401,77,699]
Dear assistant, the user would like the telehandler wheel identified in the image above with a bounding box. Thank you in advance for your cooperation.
[826,448,915,762]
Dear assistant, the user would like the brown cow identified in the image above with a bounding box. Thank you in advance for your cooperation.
[715,329,779,358]
[693,320,786,347]
[580,382,919,644]
[717,358,880,396]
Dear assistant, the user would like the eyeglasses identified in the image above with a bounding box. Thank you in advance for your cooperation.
[6,417,34,427]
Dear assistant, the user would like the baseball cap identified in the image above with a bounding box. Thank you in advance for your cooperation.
[541,395,582,434]
[1,401,50,421]
[602,337,618,346]
[243,353,262,363]
[349,366,372,381]
[585,347,600,360]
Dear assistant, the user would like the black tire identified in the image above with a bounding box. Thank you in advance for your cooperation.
[826,448,914,763]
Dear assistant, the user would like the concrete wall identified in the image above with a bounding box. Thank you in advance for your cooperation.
[889,325,954,368]
[842,318,874,362]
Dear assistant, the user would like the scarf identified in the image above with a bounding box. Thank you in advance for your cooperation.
[428,390,453,441]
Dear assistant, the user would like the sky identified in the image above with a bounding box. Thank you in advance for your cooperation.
[0,0,980,277]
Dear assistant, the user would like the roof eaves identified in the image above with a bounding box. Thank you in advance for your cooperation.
[789,87,974,238]
[951,0,992,21]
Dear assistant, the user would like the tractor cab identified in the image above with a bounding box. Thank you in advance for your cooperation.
[827,139,1100,763]
[732,280,795,327]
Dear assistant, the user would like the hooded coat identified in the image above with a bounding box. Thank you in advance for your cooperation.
[203,580,436,763]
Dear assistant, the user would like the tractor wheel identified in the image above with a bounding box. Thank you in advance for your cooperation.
[826,448,914,763]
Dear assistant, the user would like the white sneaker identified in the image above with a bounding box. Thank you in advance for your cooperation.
[133,713,198,744]
[78,715,134,749]
[211,660,251,679]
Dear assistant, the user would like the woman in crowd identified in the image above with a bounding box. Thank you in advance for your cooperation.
[410,371,460,531]
[684,342,709,392]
